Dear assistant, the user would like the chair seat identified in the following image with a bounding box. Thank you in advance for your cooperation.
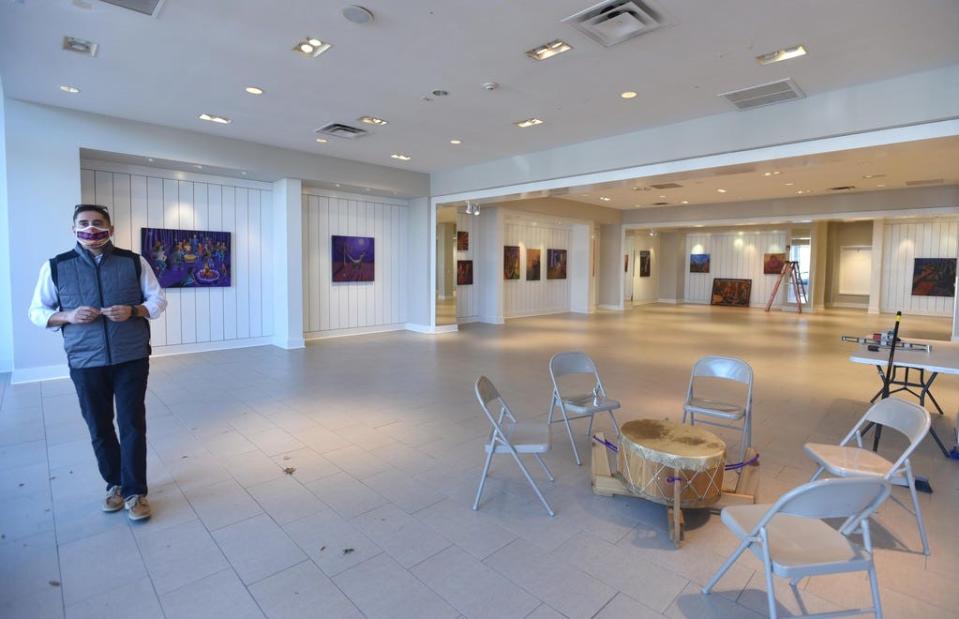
[803,443,894,478]
[722,505,870,577]
[486,422,550,454]
[562,394,621,415]
[684,397,744,420]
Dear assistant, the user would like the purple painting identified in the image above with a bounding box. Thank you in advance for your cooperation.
[332,235,375,282]
[141,227,231,288]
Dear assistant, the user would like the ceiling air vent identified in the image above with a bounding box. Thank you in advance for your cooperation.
[653,201,669,206]
[719,78,805,111]
[905,178,944,186]
[830,185,856,191]
[99,0,166,17]
[315,123,369,140]
[649,182,682,189]
[563,0,665,47]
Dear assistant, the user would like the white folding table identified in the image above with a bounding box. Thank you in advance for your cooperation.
[849,338,958,458]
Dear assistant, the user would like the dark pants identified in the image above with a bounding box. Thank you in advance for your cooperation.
[70,357,150,498]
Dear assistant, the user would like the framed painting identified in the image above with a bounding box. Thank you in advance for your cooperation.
[332,235,375,282]
[624,254,629,273]
[639,250,651,277]
[457,260,473,286]
[763,252,787,275]
[547,248,567,280]
[711,278,752,307]
[141,227,231,288]
[690,254,710,273]
[457,230,469,252]
[527,248,541,280]
[504,246,520,280]
[912,258,957,297]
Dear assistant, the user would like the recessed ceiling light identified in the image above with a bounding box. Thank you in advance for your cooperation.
[342,5,375,24]
[599,196,611,201]
[147,158,154,162]
[58,85,80,94]
[294,37,332,57]
[193,165,203,169]
[198,113,231,124]
[716,188,727,193]
[515,118,544,128]
[241,171,247,175]
[620,91,638,99]
[658,195,666,198]
[359,115,388,126]
[681,200,689,204]
[756,44,807,65]
[431,89,449,97]
[763,171,782,176]
[315,137,328,143]
[245,86,264,95]
[862,174,886,179]
[526,39,572,61]
[390,153,412,161]
[694,224,704,227]
[876,184,886,188]
[785,182,795,186]
[449,139,462,145]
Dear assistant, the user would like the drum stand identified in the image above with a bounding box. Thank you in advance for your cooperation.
[590,432,760,547]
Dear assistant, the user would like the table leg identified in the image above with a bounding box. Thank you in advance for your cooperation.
[671,467,682,547]
[920,372,946,415]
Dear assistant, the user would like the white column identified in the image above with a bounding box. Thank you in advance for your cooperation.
[598,224,624,310]
[272,178,305,349]
[477,206,504,324]
[868,219,884,314]
[405,197,431,330]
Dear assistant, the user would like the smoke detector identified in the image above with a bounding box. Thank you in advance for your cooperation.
[482,82,499,91]
[563,0,666,47]
[342,5,374,24]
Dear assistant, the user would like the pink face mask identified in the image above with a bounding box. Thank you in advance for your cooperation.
[76,225,112,248]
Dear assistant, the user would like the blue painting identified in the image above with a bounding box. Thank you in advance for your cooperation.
[332,235,375,282]
[690,254,710,273]
[142,227,231,288]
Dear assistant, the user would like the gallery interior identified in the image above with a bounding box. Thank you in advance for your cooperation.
[1,2,958,618]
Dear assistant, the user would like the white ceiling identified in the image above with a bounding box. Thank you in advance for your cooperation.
[2,0,959,174]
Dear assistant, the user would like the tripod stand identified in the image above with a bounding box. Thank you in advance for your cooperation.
[765,259,807,312]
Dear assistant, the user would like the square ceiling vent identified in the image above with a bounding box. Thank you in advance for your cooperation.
[563,0,665,47]
[99,0,166,17]
[315,123,369,140]
[719,78,805,111]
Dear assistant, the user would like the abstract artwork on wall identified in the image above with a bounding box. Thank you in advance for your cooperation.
[457,260,473,286]
[911,258,957,297]
[332,235,375,282]
[639,250,651,278]
[711,278,752,307]
[547,248,567,280]
[457,230,469,252]
[527,249,541,280]
[504,246,520,280]
[142,227,231,288]
[624,254,629,273]
[763,252,787,275]
[690,254,710,273]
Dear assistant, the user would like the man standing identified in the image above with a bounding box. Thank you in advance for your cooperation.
[29,204,167,521]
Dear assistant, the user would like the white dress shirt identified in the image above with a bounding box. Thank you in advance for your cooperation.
[29,253,168,330]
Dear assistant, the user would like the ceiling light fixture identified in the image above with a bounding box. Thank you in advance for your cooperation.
[876,184,886,188]
[649,230,657,237]
[515,118,544,128]
[359,115,388,126]
[526,39,572,61]
[293,37,332,57]
[63,35,98,56]
[342,5,374,24]
[763,171,782,176]
[390,153,411,161]
[244,86,264,95]
[59,85,80,94]
[620,91,638,99]
[862,174,885,179]
[599,196,611,201]
[193,165,203,169]
[449,139,462,145]
[756,44,807,65]
[431,89,449,97]
[716,188,727,193]
[785,182,795,186]
[315,137,327,143]
[198,113,231,124]
[681,200,689,204]
[465,201,481,216]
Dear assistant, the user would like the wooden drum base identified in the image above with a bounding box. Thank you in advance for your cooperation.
[590,432,760,547]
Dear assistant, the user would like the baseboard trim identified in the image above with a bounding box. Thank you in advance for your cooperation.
[631,299,658,306]
[828,302,868,310]
[597,304,624,311]
[657,298,679,304]
[457,316,480,324]
[505,309,570,320]
[305,324,405,341]
[404,322,459,334]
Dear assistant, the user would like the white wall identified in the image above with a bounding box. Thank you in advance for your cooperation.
[880,219,958,317]
[503,220,571,318]
[456,212,479,321]
[628,234,661,304]
[81,160,274,351]
[0,79,11,372]
[684,230,788,306]
[302,191,409,338]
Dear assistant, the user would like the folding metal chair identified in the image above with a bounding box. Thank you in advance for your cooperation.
[682,356,753,464]
[473,376,555,517]
[804,396,932,555]
[547,352,621,465]
[704,477,891,619]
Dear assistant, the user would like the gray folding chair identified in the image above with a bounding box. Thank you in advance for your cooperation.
[704,477,891,619]
[683,356,753,464]
[473,376,555,517]
[547,352,621,465]
[805,397,931,555]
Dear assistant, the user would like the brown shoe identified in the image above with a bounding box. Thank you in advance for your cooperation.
[125,495,151,521]
[103,486,124,512]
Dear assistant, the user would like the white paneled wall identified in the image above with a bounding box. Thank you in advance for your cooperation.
[504,222,570,318]
[302,192,408,337]
[81,163,274,351]
[684,230,788,306]
[881,220,958,316]
[456,213,479,320]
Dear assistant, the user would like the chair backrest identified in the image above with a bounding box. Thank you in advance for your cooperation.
[690,356,753,385]
[475,376,515,431]
[759,478,890,526]
[861,397,931,446]
[549,351,598,379]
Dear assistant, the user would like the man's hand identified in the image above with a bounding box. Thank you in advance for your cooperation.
[100,305,133,322]
[68,306,101,324]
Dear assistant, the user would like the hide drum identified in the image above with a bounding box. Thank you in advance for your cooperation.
[618,419,726,508]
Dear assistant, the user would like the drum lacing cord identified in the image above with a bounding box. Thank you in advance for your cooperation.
[593,436,759,484]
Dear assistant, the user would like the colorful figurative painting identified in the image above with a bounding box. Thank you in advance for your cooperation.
[141,227,231,288]
[504,246,520,280]
[457,230,469,252]
[527,249,541,280]
[547,248,567,280]
[911,258,957,297]
[332,235,375,282]
[690,254,710,273]
[639,250,651,278]
[711,278,752,307]
[457,260,473,286]
[763,252,787,275]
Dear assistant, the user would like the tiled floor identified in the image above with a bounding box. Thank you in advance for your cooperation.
[2,305,959,618]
